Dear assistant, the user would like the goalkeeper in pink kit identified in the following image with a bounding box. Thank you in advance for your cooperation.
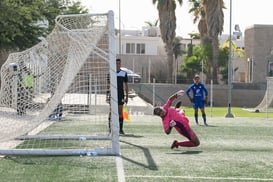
[153,91,200,149]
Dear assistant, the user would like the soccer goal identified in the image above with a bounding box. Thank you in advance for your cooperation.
[0,11,120,156]
[254,77,273,112]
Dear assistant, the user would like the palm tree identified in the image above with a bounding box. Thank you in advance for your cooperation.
[173,36,184,83]
[144,19,159,27]
[144,19,159,37]
[189,0,213,82]
[188,0,207,41]
[152,0,183,83]
[203,0,225,84]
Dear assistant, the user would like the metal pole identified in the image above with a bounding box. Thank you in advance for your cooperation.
[152,78,155,107]
[133,58,135,83]
[251,57,254,82]
[210,79,213,118]
[148,58,151,83]
[265,77,270,120]
[201,59,204,83]
[175,58,177,84]
[88,74,92,114]
[225,0,234,118]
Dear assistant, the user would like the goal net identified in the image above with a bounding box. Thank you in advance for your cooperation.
[0,11,120,156]
[254,77,273,112]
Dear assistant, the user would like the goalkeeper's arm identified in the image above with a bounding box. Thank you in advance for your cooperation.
[168,93,178,102]
[165,120,176,135]
[165,126,172,135]
[203,95,208,104]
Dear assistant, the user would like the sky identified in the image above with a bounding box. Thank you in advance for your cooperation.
[80,0,273,38]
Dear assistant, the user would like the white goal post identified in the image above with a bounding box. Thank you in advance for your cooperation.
[0,11,120,156]
[254,77,273,112]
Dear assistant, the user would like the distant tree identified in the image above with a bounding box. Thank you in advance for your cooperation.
[188,32,200,40]
[152,0,183,83]
[173,36,184,61]
[200,37,213,82]
[173,36,184,82]
[222,38,244,59]
[0,0,46,50]
[181,45,204,82]
[203,0,225,84]
[144,19,159,27]
[0,0,88,51]
[220,38,245,83]
[188,0,207,41]
[0,0,88,66]
[189,0,225,84]
[144,19,159,37]
[42,0,88,33]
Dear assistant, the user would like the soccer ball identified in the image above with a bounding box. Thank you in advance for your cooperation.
[8,63,20,74]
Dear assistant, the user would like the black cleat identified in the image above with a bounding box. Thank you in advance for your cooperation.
[119,130,125,135]
[175,101,182,109]
[171,140,178,149]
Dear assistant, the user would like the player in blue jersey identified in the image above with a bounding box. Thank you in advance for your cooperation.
[185,74,208,126]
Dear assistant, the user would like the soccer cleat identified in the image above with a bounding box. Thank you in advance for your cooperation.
[175,101,182,109]
[119,130,125,135]
[171,140,178,149]
[204,122,208,126]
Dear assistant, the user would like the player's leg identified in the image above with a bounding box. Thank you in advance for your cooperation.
[117,93,125,134]
[191,98,199,125]
[194,107,199,125]
[171,122,200,148]
[108,107,111,133]
[56,103,63,120]
[171,136,200,148]
[200,102,207,126]
[118,104,125,134]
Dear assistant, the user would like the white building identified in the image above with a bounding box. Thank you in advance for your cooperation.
[116,26,245,83]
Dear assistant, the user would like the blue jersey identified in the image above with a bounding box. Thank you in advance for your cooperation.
[186,83,208,101]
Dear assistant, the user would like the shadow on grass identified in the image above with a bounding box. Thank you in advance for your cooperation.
[167,150,202,155]
[196,124,218,127]
[119,134,143,138]
[4,155,97,169]
[120,140,158,170]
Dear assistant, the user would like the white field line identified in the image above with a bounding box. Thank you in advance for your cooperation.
[116,156,125,182]
[127,175,273,181]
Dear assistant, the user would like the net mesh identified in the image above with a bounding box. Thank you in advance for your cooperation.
[0,11,119,156]
[255,77,273,112]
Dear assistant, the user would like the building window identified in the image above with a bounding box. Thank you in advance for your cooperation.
[136,43,145,54]
[126,43,135,54]
[126,43,146,54]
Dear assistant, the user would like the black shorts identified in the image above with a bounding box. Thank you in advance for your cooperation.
[118,92,124,105]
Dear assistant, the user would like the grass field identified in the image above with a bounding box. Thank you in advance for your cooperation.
[0,107,273,182]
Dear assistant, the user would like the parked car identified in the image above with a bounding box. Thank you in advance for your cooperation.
[121,67,141,83]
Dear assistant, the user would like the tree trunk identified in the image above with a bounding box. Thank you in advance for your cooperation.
[212,36,219,84]
[0,49,10,68]
[167,46,174,83]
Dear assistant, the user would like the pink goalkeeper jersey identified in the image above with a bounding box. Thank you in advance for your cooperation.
[161,99,196,140]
